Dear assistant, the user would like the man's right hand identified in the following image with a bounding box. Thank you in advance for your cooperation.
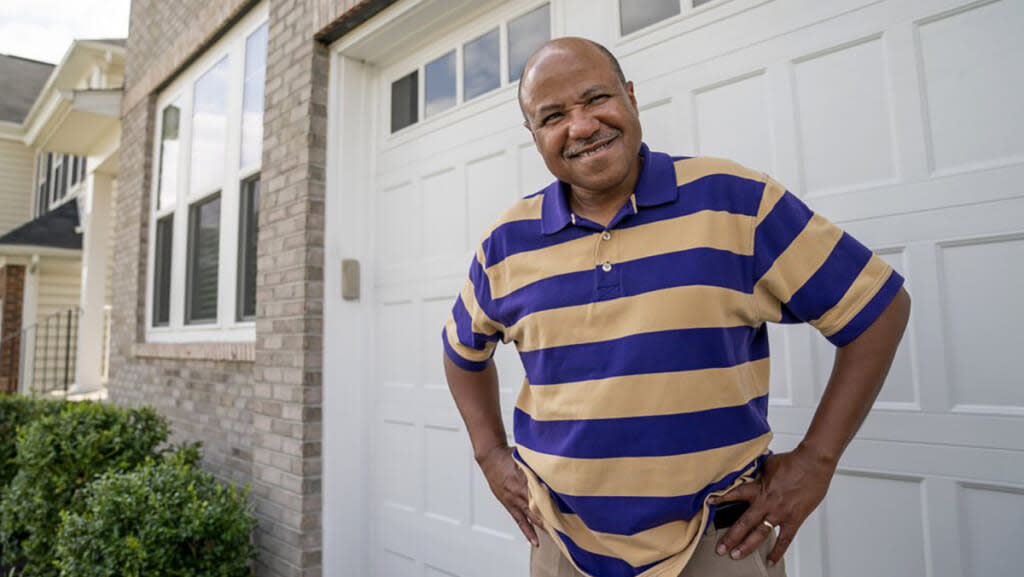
[477,444,544,547]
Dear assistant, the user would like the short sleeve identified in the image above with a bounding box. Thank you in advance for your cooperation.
[442,252,506,371]
[752,177,905,347]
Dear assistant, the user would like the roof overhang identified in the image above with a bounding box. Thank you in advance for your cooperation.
[0,199,82,252]
[37,89,121,156]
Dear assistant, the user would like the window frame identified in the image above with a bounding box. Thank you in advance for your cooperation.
[145,2,267,343]
[615,0,728,40]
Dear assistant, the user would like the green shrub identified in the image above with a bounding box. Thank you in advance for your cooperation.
[0,402,169,576]
[56,453,257,577]
[0,396,64,489]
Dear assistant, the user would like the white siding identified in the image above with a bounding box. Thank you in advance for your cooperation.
[0,139,34,236]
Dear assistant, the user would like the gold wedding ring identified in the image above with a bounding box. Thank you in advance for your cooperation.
[761,520,775,530]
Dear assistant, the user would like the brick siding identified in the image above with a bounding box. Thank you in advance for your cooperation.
[111,0,328,575]
[0,265,26,393]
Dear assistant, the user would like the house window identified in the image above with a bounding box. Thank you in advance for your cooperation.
[186,194,221,324]
[619,0,719,36]
[237,176,259,321]
[190,57,229,197]
[153,216,173,327]
[157,101,181,210]
[147,3,267,341]
[464,28,500,101]
[241,22,268,169]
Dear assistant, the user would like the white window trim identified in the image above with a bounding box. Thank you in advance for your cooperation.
[145,1,267,344]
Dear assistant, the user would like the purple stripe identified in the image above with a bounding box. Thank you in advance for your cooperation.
[827,270,904,347]
[518,325,768,385]
[513,395,769,458]
[441,329,490,372]
[754,191,814,282]
[486,249,753,328]
[785,233,873,323]
[480,175,764,269]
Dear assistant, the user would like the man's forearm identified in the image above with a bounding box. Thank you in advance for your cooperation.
[798,287,912,467]
[443,355,508,462]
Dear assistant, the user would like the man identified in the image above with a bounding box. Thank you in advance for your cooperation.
[442,37,910,577]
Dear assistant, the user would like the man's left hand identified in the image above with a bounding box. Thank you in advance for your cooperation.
[707,445,837,567]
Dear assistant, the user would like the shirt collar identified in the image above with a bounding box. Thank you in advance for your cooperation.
[540,143,678,235]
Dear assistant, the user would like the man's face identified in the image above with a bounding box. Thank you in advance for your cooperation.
[520,43,642,196]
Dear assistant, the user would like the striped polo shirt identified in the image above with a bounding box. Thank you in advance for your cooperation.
[443,144,904,577]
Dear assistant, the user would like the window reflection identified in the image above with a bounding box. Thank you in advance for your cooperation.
[425,50,456,117]
[508,4,550,83]
[620,0,680,35]
[464,28,500,100]
[158,102,180,210]
[190,57,229,195]
[241,22,268,169]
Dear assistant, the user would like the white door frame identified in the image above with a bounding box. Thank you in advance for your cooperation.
[323,49,376,577]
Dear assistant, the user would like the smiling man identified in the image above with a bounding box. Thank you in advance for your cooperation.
[442,38,910,577]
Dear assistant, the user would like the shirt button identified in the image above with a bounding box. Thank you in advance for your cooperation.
[601,261,613,272]
[601,231,612,241]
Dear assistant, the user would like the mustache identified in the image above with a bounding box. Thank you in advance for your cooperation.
[563,131,620,158]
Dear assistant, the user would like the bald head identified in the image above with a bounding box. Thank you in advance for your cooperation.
[518,37,627,119]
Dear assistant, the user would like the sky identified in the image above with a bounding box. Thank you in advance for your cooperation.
[0,0,131,64]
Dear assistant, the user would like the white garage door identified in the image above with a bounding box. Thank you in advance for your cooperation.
[324,0,1024,576]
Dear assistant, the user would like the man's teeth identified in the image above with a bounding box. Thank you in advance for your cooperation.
[578,141,611,157]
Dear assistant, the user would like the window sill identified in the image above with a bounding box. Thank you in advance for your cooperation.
[132,341,255,362]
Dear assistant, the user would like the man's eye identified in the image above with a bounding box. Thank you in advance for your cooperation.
[590,95,610,104]
[542,112,563,125]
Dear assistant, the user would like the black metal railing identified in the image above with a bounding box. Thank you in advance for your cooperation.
[0,307,80,397]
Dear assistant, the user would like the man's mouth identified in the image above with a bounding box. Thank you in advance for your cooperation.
[566,134,618,159]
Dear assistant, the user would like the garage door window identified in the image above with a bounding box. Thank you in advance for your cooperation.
[390,3,550,133]
[620,0,718,36]
[464,28,501,100]
[425,50,456,117]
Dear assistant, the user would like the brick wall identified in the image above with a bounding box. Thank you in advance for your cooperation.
[0,265,26,393]
[111,0,328,575]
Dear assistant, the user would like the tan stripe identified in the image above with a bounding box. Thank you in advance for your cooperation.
[487,210,753,299]
[520,454,761,567]
[816,257,893,337]
[755,177,787,226]
[516,432,772,497]
[515,358,770,421]
[753,213,844,322]
[486,193,544,235]
[508,285,757,352]
[674,157,766,188]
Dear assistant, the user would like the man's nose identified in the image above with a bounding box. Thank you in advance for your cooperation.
[567,108,600,140]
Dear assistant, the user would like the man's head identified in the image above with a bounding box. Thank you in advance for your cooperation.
[518,37,642,197]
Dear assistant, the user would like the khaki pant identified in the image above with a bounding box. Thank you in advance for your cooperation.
[530,527,787,577]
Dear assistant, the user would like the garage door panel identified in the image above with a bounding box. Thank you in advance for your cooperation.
[467,150,514,244]
[378,419,420,511]
[424,423,471,524]
[517,141,552,196]
[822,472,927,577]
[960,483,1024,577]
[918,0,1024,175]
[938,235,1024,411]
[421,166,466,261]
[793,35,898,197]
[637,97,682,160]
[694,71,774,174]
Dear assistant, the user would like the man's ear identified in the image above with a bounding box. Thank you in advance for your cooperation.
[625,80,638,112]
[524,120,537,144]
